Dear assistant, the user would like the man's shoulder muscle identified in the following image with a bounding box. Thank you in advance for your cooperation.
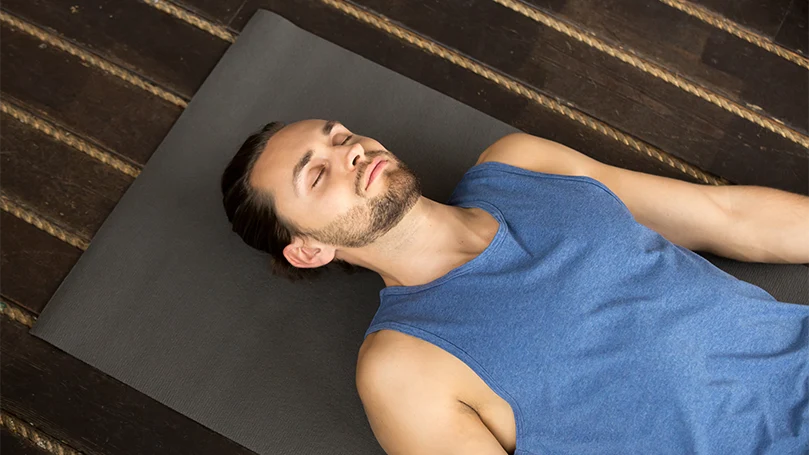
[475,132,601,178]
[357,330,474,414]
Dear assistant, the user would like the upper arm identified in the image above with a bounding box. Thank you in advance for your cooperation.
[477,133,731,253]
[356,343,508,455]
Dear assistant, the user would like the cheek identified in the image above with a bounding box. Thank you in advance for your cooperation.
[305,183,363,223]
[320,183,360,211]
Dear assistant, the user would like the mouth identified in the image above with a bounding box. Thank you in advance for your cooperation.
[365,157,388,191]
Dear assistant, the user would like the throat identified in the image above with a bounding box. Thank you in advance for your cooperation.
[382,207,500,288]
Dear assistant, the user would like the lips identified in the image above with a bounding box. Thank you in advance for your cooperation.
[365,157,386,190]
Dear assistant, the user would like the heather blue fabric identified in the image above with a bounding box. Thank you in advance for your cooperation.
[363,161,809,455]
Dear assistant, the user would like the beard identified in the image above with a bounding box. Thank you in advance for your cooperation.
[301,151,421,248]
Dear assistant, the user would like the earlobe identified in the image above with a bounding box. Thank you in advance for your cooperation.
[282,239,335,269]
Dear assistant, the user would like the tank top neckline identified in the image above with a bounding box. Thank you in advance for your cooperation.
[379,199,508,297]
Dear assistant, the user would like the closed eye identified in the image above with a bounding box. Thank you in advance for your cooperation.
[312,166,325,188]
[312,134,353,188]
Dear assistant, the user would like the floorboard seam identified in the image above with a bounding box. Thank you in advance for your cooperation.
[0,410,83,455]
[0,10,189,108]
[490,0,809,149]
[0,193,90,251]
[658,0,809,70]
[143,0,236,42]
[0,299,36,328]
[0,99,142,178]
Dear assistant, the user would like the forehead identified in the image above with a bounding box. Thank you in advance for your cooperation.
[249,119,331,195]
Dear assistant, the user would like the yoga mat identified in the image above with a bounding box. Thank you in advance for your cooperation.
[32,9,808,455]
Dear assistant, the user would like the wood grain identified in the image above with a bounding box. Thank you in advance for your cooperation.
[774,0,808,55]
[1,112,134,240]
[0,211,83,315]
[523,0,808,133]
[692,0,793,38]
[1,0,230,99]
[699,31,807,132]
[179,0,248,24]
[0,22,182,165]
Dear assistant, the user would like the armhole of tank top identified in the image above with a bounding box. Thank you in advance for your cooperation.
[463,161,631,213]
[363,320,532,452]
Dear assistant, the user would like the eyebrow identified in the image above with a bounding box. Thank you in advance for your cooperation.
[292,120,337,197]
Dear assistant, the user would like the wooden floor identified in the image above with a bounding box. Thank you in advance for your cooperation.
[1,0,806,453]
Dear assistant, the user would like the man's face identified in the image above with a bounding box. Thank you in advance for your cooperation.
[250,119,421,249]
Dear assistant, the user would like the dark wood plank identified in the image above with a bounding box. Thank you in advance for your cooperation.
[523,0,808,133]
[1,318,257,455]
[693,0,793,39]
[178,0,247,25]
[1,0,230,99]
[529,0,740,90]
[1,426,51,455]
[227,0,701,189]
[0,23,182,166]
[231,0,807,194]
[710,115,809,192]
[700,28,808,131]
[1,112,134,240]
[0,211,82,315]
[775,0,808,55]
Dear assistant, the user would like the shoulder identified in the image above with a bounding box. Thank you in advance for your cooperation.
[475,132,602,178]
[356,330,469,416]
[356,330,461,398]
[357,331,420,385]
[357,330,443,382]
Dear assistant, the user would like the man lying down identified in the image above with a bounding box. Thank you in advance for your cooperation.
[221,119,808,455]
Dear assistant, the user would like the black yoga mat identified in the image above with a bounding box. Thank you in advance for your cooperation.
[32,9,809,455]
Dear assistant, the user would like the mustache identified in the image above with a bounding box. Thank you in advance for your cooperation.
[355,150,392,191]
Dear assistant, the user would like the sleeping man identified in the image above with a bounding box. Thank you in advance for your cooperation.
[221,119,809,455]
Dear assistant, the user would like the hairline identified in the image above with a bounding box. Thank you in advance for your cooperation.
[243,123,303,235]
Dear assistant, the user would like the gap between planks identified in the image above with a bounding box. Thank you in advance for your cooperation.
[0,410,83,455]
[658,0,809,70]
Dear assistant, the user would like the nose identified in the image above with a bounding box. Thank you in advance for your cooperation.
[345,142,365,170]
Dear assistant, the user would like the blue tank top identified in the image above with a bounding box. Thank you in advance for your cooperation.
[364,161,809,455]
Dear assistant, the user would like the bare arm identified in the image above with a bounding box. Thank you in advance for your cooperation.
[718,185,809,264]
[356,344,508,455]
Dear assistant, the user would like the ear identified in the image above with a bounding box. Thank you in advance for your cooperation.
[282,236,336,269]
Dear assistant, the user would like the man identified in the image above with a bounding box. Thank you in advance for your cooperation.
[221,119,809,454]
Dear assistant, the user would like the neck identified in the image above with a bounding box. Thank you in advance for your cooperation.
[336,197,499,288]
